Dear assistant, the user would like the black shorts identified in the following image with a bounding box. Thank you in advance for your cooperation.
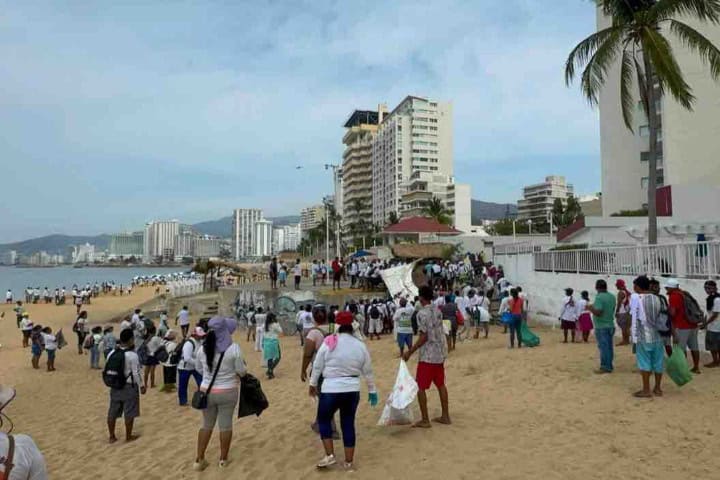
[561,320,576,330]
[108,384,140,420]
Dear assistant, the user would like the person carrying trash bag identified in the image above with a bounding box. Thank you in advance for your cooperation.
[308,311,377,471]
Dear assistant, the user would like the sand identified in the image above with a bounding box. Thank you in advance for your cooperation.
[1,291,719,480]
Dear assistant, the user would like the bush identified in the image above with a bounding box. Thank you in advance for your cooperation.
[550,243,588,251]
[610,208,648,217]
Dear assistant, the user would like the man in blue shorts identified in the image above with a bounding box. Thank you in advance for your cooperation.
[393,298,415,356]
[630,275,665,398]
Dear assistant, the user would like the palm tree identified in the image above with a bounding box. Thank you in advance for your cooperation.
[565,0,720,244]
[422,196,453,225]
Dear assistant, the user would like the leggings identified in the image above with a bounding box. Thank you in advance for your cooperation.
[201,389,239,432]
[318,391,360,448]
[76,331,87,351]
[508,314,523,348]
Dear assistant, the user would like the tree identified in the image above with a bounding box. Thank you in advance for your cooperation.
[218,246,232,260]
[387,211,400,226]
[552,198,565,229]
[566,0,720,244]
[563,196,584,226]
[422,196,452,225]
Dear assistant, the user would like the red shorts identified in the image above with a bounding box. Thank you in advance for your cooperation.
[416,362,445,390]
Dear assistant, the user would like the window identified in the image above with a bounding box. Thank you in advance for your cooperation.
[640,152,664,164]
[397,125,402,131]
[641,177,648,188]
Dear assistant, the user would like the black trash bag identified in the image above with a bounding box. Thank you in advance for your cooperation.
[238,373,269,418]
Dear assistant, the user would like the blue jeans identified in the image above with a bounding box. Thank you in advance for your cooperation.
[318,391,360,448]
[178,369,202,405]
[90,345,100,369]
[595,327,615,372]
[508,314,523,348]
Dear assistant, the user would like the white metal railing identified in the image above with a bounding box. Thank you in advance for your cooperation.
[533,241,720,279]
[494,243,545,256]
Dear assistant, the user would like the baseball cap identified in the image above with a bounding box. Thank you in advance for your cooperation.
[665,278,680,289]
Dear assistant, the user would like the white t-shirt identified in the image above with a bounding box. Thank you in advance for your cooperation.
[499,297,511,314]
[264,323,283,340]
[560,296,577,321]
[255,314,267,330]
[309,333,376,394]
[292,265,301,276]
[300,311,314,329]
[178,338,199,371]
[5,291,11,300]
[393,306,415,335]
[197,343,247,391]
[177,310,190,326]
[119,320,132,332]
[707,296,720,333]
[0,433,48,480]
[41,333,57,350]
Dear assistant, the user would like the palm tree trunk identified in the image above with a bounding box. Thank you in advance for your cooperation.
[643,53,659,245]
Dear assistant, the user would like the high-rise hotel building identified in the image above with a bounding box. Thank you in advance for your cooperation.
[232,209,263,260]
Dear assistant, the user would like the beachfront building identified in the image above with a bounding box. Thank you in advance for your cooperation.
[597,14,720,216]
[300,204,325,237]
[399,171,472,232]
[372,96,453,226]
[381,216,461,246]
[342,107,386,240]
[517,176,574,223]
[253,218,273,257]
[69,243,95,264]
[194,235,221,258]
[232,208,263,260]
[109,231,144,259]
[273,223,301,253]
[1,250,17,265]
[143,220,180,262]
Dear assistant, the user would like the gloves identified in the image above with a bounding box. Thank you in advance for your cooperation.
[368,392,378,407]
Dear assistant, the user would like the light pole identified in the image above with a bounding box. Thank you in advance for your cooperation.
[528,219,533,235]
[547,211,553,239]
[512,219,517,241]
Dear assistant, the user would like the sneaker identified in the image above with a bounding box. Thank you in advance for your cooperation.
[316,454,337,468]
[344,462,355,472]
[193,459,209,472]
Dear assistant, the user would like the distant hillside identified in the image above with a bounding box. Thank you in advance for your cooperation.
[192,215,301,237]
[0,234,111,256]
[471,200,517,223]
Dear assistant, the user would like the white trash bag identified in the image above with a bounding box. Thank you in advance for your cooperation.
[377,360,418,426]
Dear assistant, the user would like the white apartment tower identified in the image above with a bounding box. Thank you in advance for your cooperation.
[372,96,453,225]
[253,218,273,257]
[232,209,263,260]
[597,12,720,216]
[143,220,179,262]
[517,176,574,223]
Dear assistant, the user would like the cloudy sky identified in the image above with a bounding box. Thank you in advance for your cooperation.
[0,1,601,243]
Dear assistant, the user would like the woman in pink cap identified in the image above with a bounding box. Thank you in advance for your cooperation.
[194,317,247,472]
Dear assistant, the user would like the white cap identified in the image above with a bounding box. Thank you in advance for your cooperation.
[665,278,680,289]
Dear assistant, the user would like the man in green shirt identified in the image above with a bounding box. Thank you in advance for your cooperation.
[586,279,617,373]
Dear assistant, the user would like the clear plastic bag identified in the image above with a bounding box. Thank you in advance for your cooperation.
[377,360,418,426]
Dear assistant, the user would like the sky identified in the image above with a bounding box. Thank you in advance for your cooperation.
[0,0,601,243]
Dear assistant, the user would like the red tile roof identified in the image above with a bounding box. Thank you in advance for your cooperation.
[383,216,462,234]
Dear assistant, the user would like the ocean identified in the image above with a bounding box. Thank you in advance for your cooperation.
[0,266,187,299]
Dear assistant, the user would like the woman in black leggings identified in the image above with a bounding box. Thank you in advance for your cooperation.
[74,310,88,354]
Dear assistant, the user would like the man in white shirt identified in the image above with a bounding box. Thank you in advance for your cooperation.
[4,290,11,304]
[299,304,315,345]
[107,329,145,443]
[178,328,204,406]
[0,385,48,480]
[293,260,302,290]
[393,298,415,356]
[703,280,720,367]
[176,306,191,338]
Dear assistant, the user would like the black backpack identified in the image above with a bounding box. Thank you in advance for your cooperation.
[370,306,380,319]
[169,339,192,365]
[411,310,419,335]
[137,341,149,365]
[103,349,129,389]
[154,344,169,363]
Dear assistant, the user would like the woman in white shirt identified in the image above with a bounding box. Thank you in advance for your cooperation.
[194,317,247,472]
[262,313,283,379]
[559,288,578,343]
[309,312,377,470]
[576,291,594,343]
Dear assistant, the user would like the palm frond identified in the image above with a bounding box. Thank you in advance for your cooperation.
[641,26,695,109]
[651,0,720,23]
[669,19,720,78]
[565,26,623,85]
[620,49,637,130]
[579,30,625,105]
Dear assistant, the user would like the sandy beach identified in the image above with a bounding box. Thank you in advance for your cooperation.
[1,290,719,480]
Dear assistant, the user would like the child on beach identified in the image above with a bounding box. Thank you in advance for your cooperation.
[576,291,593,343]
[102,327,117,359]
[89,326,103,369]
[278,266,288,288]
[559,288,578,343]
[41,326,57,371]
[263,313,283,379]
[31,325,44,369]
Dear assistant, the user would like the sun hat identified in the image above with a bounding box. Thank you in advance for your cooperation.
[0,385,16,413]
[208,316,238,353]
[335,311,353,326]
[665,278,680,289]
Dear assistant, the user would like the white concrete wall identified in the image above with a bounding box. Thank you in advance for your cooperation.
[453,183,472,233]
[497,252,710,348]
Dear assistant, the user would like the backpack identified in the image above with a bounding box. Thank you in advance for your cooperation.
[143,317,154,331]
[682,291,704,325]
[410,310,419,335]
[103,349,129,389]
[655,294,672,336]
[169,338,192,365]
[370,306,380,319]
[154,344,169,363]
[137,341,150,365]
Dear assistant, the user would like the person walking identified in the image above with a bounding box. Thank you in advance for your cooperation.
[393,298,415,357]
[269,257,279,290]
[559,288,578,343]
[193,317,247,471]
[41,326,57,371]
[576,291,593,343]
[263,313,283,379]
[703,280,720,367]
[178,327,205,406]
[331,257,342,291]
[160,330,179,392]
[507,289,524,349]
[403,285,450,428]
[106,329,145,443]
[630,275,665,398]
[20,313,33,349]
[253,308,267,353]
[586,280,616,374]
[615,279,632,346]
[176,306,191,339]
[665,278,701,374]
[309,311,377,470]
[440,295,460,352]
[293,259,302,290]
[73,311,89,355]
